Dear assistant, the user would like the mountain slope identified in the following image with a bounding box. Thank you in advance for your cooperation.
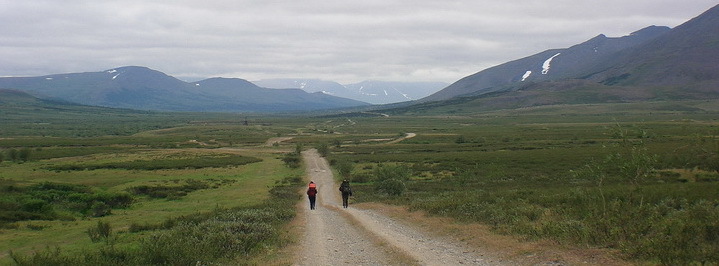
[586,4,719,90]
[422,26,671,102]
[0,66,369,112]
[424,4,719,104]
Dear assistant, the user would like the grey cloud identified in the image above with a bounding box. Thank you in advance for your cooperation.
[1,0,717,83]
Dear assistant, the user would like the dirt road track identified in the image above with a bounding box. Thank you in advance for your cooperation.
[293,149,508,265]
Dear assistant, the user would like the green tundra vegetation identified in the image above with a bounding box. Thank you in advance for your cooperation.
[324,106,719,265]
[0,107,307,264]
[1,99,718,264]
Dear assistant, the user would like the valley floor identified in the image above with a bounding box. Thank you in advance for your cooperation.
[289,149,630,265]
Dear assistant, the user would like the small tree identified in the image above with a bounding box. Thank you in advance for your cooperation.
[614,146,657,186]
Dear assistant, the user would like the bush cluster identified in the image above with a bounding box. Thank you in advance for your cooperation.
[1,148,32,163]
[373,164,410,196]
[44,154,262,171]
[126,179,232,200]
[0,182,132,226]
[10,175,303,265]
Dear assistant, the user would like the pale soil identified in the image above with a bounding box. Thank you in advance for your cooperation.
[264,137,295,147]
[289,149,631,266]
[387,132,417,144]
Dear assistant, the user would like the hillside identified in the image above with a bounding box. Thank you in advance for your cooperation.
[422,26,671,102]
[586,4,719,89]
[0,66,369,112]
[422,4,719,105]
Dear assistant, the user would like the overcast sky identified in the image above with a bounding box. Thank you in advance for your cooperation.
[1,1,716,84]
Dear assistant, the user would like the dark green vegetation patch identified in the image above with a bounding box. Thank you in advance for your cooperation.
[128,179,236,200]
[44,153,262,171]
[0,181,133,227]
[9,175,303,265]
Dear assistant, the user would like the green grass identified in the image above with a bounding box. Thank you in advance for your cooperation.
[327,111,719,265]
[2,98,719,264]
[0,139,302,265]
[8,175,303,265]
[44,153,262,171]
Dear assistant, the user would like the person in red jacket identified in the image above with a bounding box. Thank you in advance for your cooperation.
[307,181,318,210]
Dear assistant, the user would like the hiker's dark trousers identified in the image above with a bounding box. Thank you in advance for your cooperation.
[341,193,350,208]
[308,196,316,210]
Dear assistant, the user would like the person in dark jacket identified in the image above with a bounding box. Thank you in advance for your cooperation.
[339,180,352,208]
[307,181,317,210]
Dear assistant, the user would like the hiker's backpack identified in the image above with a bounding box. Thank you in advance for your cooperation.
[340,185,352,195]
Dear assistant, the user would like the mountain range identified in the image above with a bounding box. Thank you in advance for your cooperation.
[420,4,719,105]
[2,4,718,114]
[0,66,368,112]
[253,79,448,105]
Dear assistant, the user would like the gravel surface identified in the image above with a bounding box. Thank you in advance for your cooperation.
[294,149,507,265]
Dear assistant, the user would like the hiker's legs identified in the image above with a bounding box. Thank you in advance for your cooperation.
[342,194,349,208]
[309,196,316,210]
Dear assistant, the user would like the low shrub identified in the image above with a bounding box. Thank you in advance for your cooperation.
[377,178,406,196]
[127,179,232,200]
[87,221,112,243]
[0,182,133,226]
[282,152,301,168]
[44,154,262,171]
[11,175,303,265]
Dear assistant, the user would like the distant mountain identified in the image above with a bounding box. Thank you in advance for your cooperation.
[344,81,449,104]
[371,4,719,116]
[253,79,348,95]
[253,79,447,104]
[424,4,719,104]
[422,26,671,102]
[0,66,368,112]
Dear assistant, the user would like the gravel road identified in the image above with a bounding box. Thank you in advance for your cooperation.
[293,149,507,265]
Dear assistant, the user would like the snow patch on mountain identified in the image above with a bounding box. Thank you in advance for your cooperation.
[542,53,561,74]
[521,71,532,81]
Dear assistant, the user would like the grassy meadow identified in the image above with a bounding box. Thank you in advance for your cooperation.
[0,113,306,265]
[323,103,719,265]
[1,99,718,265]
